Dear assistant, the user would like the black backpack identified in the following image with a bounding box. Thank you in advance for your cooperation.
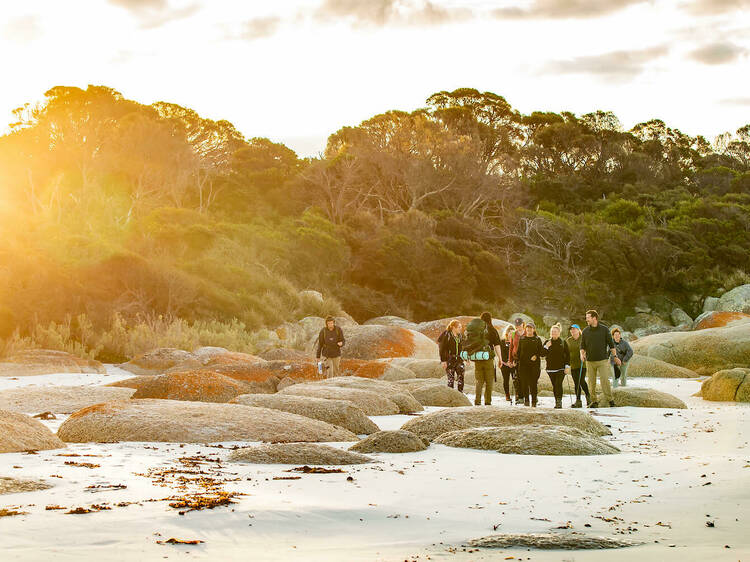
[462,318,492,359]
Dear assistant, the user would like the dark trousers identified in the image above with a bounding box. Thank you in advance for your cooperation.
[446,359,465,392]
[500,365,513,396]
[547,370,565,402]
[572,366,590,400]
[518,362,541,403]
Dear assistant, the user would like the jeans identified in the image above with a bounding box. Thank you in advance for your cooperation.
[612,361,629,387]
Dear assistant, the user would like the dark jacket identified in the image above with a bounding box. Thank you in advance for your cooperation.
[438,330,463,363]
[611,338,634,365]
[316,326,345,359]
[509,331,522,363]
[543,338,570,371]
[485,323,502,348]
[517,335,545,369]
[580,323,615,362]
[498,340,512,365]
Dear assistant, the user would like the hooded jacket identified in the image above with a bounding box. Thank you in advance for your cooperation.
[517,334,545,368]
[611,338,634,365]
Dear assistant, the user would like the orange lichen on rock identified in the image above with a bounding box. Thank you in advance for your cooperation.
[66,401,129,421]
[129,371,253,403]
[694,311,750,330]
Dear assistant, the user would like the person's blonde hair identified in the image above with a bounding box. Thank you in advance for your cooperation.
[447,319,462,332]
[550,323,562,334]
[503,325,514,339]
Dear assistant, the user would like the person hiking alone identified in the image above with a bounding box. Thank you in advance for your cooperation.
[517,322,545,407]
[462,317,495,406]
[566,324,591,408]
[543,323,570,409]
[498,326,515,403]
[481,311,503,389]
[315,316,345,378]
[439,320,465,393]
[579,310,617,408]
[611,328,634,388]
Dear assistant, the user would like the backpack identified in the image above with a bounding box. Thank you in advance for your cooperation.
[461,318,492,361]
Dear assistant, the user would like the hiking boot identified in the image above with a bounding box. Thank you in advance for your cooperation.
[524,398,530,407]
[532,401,538,408]
[554,400,562,409]
[585,394,591,407]
[505,393,512,402]
[572,399,582,408]
[609,400,616,407]
[589,401,599,408]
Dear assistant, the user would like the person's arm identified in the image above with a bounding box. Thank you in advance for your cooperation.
[563,340,570,367]
[337,327,345,347]
[606,328,615,355]
[623,341,634,363]
[438,333,449,363]
[579,331,587,362]
[540,339,550,357]
[315,330,323,359]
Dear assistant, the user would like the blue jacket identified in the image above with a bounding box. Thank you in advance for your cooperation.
[611,339,633,364]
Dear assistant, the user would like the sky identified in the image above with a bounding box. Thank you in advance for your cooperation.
[0,0,749,157]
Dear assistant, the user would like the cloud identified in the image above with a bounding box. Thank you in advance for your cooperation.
[541,45,669,80]
[108,0,200,28]
[1,15,42,43]
[238,16,282,41]
[493,0,646,19]
[314,0,472,27]
[688,41,748,64]
[683,0,750,15]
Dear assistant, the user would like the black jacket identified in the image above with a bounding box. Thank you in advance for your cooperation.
[517,335,545,367]
[438,330,462,363]
[581,323,615,362]
[316,326,345,359]
[543,338,570,371]
[498,340,512,364]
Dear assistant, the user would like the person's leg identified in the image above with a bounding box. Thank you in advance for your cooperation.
[512,367,521,403]
[446,366,455,388]
[502,366,511,400]
[474,364,484,406]
[485,362,494,405]
[580,368,590,403]
[323,357,333,378]
[612,363,620,388]
[586,361,598,406]
[598,361,614,405]
[620,361,629,386]
[530,369,540,406]
[518,364,529,405]
[457,362,465,393]
[552,372,564,406]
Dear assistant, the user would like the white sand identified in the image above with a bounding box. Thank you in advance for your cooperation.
[0,372,748,561]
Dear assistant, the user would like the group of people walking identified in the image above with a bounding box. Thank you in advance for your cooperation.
[438,310,633,409]
[314,310,634,410]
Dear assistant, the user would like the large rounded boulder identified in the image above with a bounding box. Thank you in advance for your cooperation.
[279,384,401,416]
[630,323,750,375]
[310,377,423,413]
[626,355,698,378]
[393,379,472,407]
[1,409,66,453]
[119,348,195,376]
[384,358,446,379]
[693,311,750,331]
[349,430,428,453]
[0,349,105,377]
[230,393,380,435]
[363,316,419,330]
[229,443,371,465]
[339,325,438,360]
[57,400,358,443]
[127,371,253,403]
[434,425,619,456]
[701,368,750,402]
[716,284,750,314]
[401,406,610,441]
[611,387,687,408]
[0,386,135,415]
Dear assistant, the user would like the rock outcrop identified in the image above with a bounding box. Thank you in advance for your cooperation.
[57,400,358,443]
[630,323,750,375]
[626,355,698,378]
[434,425,620,456]
[279,384,401,416]
[349,430,428,453]
[701,368,750,402]
[693,311,750,331]
[310,377,423,413]
[340,325,438,360]
[611,387,687,408]
[0,349,105,377]
[0,386,135,414]
[0,409,66,453]
[393,379,472,407]
[716,284,750,314]
[0,476,52,495]
[230,393,379,434]
[415,317,511,341]
[126,371,253,402]
[229,443,371,465]
[401,406,610,441]
[467,533,639,549]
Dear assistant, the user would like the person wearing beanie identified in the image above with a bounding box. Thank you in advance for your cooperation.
[517,321,546,407]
